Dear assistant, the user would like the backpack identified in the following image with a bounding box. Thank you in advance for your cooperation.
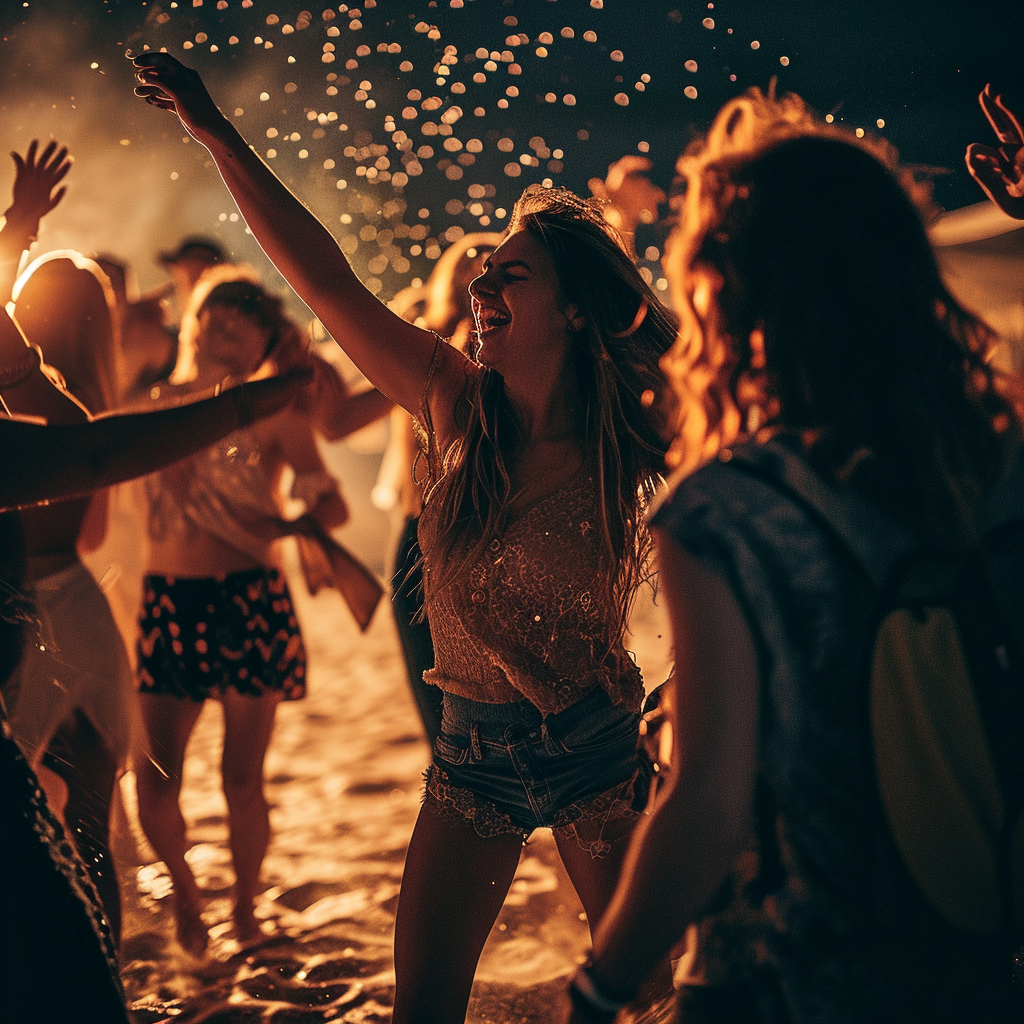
[726,440,1024,952]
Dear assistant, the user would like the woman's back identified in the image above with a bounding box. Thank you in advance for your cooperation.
[655,436,1017,1021]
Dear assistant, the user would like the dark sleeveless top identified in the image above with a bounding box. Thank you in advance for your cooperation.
[651,437,1017,1023]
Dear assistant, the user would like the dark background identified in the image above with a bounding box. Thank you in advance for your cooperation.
[1,0,1021,304]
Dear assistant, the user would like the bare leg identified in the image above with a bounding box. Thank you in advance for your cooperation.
[44,710,122,943]
[135,692,207,956]
[556,816,674,1005]
[393,798,525,1024]
[220,688,283,943]
[553,815,638,929]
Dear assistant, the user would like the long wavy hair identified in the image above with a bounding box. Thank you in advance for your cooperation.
[423,185,677,631]
[12,250,122,415]
[663,87,1023,546]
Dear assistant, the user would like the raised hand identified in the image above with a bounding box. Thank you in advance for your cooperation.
[966,84,1024,219]
[132,50,227,145]
[589,155,667,241]
[5,140,71,232]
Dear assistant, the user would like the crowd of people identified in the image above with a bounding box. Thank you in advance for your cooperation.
[0,47,1020,1024]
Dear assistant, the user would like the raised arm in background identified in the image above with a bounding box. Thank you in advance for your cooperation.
[966,84,1024,219]
[0,140,71,301]
[132,51,463,425]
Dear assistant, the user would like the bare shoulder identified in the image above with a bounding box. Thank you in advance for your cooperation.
[422,341,482,450]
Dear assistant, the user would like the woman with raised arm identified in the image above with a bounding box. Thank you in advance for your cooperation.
[0,297,302,1018]
[134,52,676,1022]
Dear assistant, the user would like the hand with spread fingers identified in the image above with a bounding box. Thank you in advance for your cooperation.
[588,155,667,254]
[132,49,228,145]
[966,83,1024,219]
[6,139,71,233]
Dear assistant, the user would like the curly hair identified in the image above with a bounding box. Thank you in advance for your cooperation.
[171,265,292,383]
[422,185,678,633]
[662,86,1023,546]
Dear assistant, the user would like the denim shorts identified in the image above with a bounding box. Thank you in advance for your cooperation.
[424,685,651,857]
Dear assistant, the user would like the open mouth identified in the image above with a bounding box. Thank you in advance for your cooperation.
[474,302,511,333]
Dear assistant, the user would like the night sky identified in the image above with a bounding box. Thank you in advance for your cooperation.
[1,0,1021,306]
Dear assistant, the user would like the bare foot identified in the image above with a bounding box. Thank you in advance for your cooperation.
[233,905,264,947]
[173,894,208,958]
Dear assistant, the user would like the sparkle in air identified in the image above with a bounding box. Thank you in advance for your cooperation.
[133,0,773,297]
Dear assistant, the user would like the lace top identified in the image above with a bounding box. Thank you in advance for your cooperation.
[417,420,644,716]
[146,427,279,563]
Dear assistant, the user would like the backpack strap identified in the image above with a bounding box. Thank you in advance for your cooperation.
[721,438,916,592]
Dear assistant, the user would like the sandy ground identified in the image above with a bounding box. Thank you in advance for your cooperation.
[105,442,676,1024]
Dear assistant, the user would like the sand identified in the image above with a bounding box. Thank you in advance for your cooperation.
[110,503,675,1023]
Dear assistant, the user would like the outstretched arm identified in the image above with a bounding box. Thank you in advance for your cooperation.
[966,84,1024,219]
[132,51,450,417]
[0,313,303,510]
[0,140,71,301]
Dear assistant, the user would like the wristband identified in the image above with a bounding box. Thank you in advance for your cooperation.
[568,962,634,1020]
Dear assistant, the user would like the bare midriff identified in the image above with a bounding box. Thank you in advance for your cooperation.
[145,525,270,578]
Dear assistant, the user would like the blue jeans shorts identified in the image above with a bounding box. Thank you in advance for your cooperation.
[424,685,651,857]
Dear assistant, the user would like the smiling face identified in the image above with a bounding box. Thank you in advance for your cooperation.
[198,302,274,376]
[468,229,573,385]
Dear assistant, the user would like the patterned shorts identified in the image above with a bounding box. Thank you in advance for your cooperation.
[137,568,306,702]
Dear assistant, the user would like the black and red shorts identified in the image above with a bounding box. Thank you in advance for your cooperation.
[137,567,306,702]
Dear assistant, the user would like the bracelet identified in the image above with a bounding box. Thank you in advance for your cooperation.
[568,963,634,1020]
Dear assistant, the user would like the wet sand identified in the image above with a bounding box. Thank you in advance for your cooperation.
[112,511,673,1023]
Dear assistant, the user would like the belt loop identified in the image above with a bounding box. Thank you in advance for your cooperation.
[541,718,563,756]
[470,722,482,762]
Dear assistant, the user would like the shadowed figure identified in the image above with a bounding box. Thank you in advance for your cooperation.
[7,252,131,942]
[574,88,1024,1024]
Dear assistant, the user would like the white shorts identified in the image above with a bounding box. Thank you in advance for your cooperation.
[9,560,134,768]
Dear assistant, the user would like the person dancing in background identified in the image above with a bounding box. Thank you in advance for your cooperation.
[0,284,305,1018]
[375,231,500,745]
[7,250,134,941]
[132,51,677,1022]
[0,140,135,938]
[566,89,1024,1023]
[134,269,351,957]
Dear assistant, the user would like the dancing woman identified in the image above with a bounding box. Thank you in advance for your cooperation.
[133,52,676,1021]
[8,251,132,940]
[134,272,349,955]
[376,231,501,745]
[0,294,302,1019]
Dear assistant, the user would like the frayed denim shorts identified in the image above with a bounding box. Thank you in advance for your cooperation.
[424,685,651,857]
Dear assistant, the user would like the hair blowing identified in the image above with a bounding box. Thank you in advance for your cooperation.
[422,188,677,634]
[664,94,1023,547]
